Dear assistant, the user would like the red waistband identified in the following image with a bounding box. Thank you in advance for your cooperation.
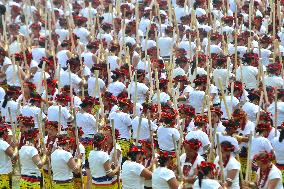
[276,164,284,170]
[21,176,40,183]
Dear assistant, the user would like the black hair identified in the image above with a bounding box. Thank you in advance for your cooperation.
[127,151,142,161]
[158,156,171,167]
[111,73,120,81]
[93,133,105,148]
[1,94,9,108]
[279,128,284,143]
[197,166,211,188]
[0,4,6,15]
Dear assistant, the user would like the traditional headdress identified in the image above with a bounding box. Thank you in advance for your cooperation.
[57,135,75,146]
[129,145,146,154]
[194,115,209,126]
[253,151,274,164]
[45,121,59,130]
[220,141,235,152]
[183,138,202,150]
[209,107,223,117]
[178,104,195,117]
[193,74,207,85]
[17,116,35,127]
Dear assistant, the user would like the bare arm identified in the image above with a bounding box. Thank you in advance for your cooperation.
[140,168,152,180]
[268,178,280,189]
[103,160,120,177]
[32,154,46,169]
[225,169,239,187]
[167,177,179,189]
[67,157,80,174]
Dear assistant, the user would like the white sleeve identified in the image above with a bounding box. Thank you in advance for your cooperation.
[62,107,71,119]
[71,74,82,85]
[63,151,73,163]
[161,169,176,181]
[133,163,145,176]
[30,147,39,157]
[122,114,132,126]
[0,141,10,151]
[100,152,110,164]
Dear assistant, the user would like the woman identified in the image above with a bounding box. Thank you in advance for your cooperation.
[1,86,22,123]
[121,145,152,189]
[107,69,126,97]
[157,108,180,152]
[0,124,16,189]
[19,128,46,189]
[76,96,97,158]
[21,92,47,129]
[88,133,120,189]
[193,161,222,189]
[152,151,179,189]
[180,138,205,188]
[51,135,81,189]
[214,141,241,189]
[244,151,283,189]
[271,126,284,186]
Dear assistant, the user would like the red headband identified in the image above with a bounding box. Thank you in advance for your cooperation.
[183,139,202,150]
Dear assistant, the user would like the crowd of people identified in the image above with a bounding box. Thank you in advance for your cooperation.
[0,0,284,188]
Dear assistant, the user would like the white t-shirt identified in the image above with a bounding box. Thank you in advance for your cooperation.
[87,76,105,98]
[213,68,232,90]
[264,75,284,88]
[73,27,90,45]
[76,111,97,137]
[250,136,273,160]
[81,52,95,69]
[31,47,46,64]
[121,160,146,189]
[19,145,41,177]
[5,64,21,87]
[48,105,71,129]
[237,120,255,149]
[180,153,204,188]
[88,150,109,178]
[1,100,21,122]
[236,65,258,90]
[152,92,171,104]
[51,149,73,181]
[59,69,82,89]
[107,55,119,71]
[152,167,176,189]
[56,49,69,68]
[21,105,47,128]
[158,37,174,57]
[157,126,180,151]
[132,116,157,140]
[0,139,12,174]
[221,96,239,119]
[107,81,126,97]
[185,130,211,155]
[271,137,284,164]
[108,111,132,139]
[214,156,240,189]
[257,164,283,189]
[268,101,284,126]
[193,178,221,189]
[188,90,205,114]
[33,70,50,94]
[242,102,261,123]
[128,82,149,104]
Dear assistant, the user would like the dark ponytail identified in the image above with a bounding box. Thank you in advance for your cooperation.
[158,156,170,167]
[197,167,211,188]
[2,94,9,108]
[279,129,284,143]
